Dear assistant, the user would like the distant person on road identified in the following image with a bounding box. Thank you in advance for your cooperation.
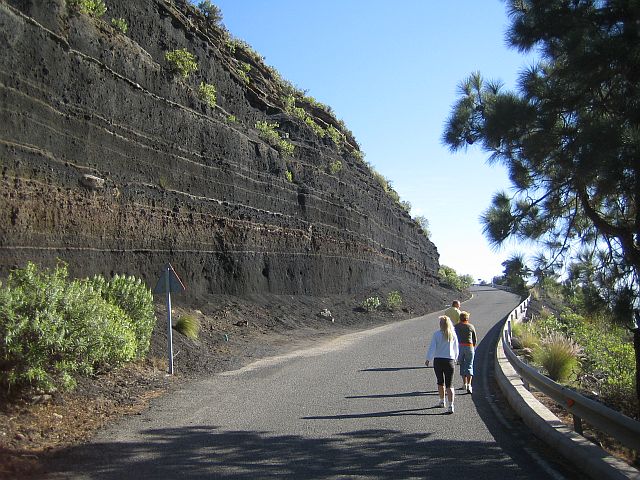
[454,311,477,394]
[425,315,459,414]
[444,300,461,324]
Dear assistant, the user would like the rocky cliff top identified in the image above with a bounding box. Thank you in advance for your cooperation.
[1,0,441,301]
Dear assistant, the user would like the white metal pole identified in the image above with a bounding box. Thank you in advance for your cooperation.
[165,265,174,375]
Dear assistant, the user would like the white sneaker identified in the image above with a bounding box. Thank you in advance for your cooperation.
[468,385,473,394]
[464,384,469,392]
[438,399,445,408]
[447,403,455,414]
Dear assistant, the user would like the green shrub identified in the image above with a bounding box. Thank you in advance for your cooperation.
[175,314,200,340]
[511,321,539,350]
[352,150,365,161]
[226,40,237,54]
[88,273,156,358]
[68,0,106,17]
[413,215,430,237]
[438,265,473,291]
[229,39,263,62]
[226,114,237,123]
[256,121,280,143]
[198,82,217,107]
[111,17,128,33]
[560,311,635,405]
[283,94,297,113]
[328,159,342,174]
[362,296,381,312]
[285,170,293,182]
[255,121,295,157]
[236,69,250,84]
[279,140,295,157]
[236,62,251,84]
[386,291,402,311]
[511,321,523,337]
[326,125,344,146]
[0,262,150,395]
[532,332,580,382]
[305,116,326,138]
[197,0,222,25]
[165,49,198,78]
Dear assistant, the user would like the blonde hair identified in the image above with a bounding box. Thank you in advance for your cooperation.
[439,315,455,342]
[460,311,470,322]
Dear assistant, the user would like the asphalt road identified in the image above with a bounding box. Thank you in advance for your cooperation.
[46,287,575,479]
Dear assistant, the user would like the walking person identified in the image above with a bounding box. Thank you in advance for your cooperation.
[425,315,459,413]
[444,300,461,324]
[454,311,477,394]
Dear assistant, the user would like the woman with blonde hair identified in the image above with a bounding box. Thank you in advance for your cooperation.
[425,315,459,413]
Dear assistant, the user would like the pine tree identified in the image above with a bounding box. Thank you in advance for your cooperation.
[443,0,640,408]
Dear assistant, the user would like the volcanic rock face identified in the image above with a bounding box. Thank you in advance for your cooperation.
[0,0,440,298]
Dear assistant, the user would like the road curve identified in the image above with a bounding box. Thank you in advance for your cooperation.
[45,287,574,479]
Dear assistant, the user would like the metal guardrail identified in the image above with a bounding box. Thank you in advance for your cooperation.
[501,297,640,453]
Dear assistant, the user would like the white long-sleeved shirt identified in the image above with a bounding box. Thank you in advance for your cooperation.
[426,330,459,363]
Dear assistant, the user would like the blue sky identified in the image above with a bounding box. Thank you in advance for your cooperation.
[211,1,537,282]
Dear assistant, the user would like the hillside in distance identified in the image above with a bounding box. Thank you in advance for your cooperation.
[0,0,443,303]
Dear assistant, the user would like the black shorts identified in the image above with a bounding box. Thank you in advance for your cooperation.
[433,358,455,388]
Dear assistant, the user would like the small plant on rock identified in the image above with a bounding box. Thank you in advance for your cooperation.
[413,215,430,237]
[285,170,293,182]
[236,62,251,84]
[326,125,344,146]
[198,82,217,107]
[328,159,342,175]
[305,117,326,138]
[278,140,295,157]
[69,0,106,17]
[362,296,381,312]
[111,17,128,33]
[165,48,198,78]
[255,121,295,157]
[352,150,365,161]
[256,121,281,145]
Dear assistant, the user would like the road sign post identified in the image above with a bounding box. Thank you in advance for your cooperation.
[153,263,186,375]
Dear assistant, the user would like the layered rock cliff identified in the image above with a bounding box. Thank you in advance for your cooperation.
[0,0,441,299]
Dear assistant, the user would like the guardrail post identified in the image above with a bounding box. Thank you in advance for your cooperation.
[573,414,583,435]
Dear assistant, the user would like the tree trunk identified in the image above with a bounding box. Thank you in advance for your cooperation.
[634,326,640,418]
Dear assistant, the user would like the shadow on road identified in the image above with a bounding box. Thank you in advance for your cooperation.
[302,406,446,419]
[360,366,427,372]
[44,427,527,479]
[345,390,438,399]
